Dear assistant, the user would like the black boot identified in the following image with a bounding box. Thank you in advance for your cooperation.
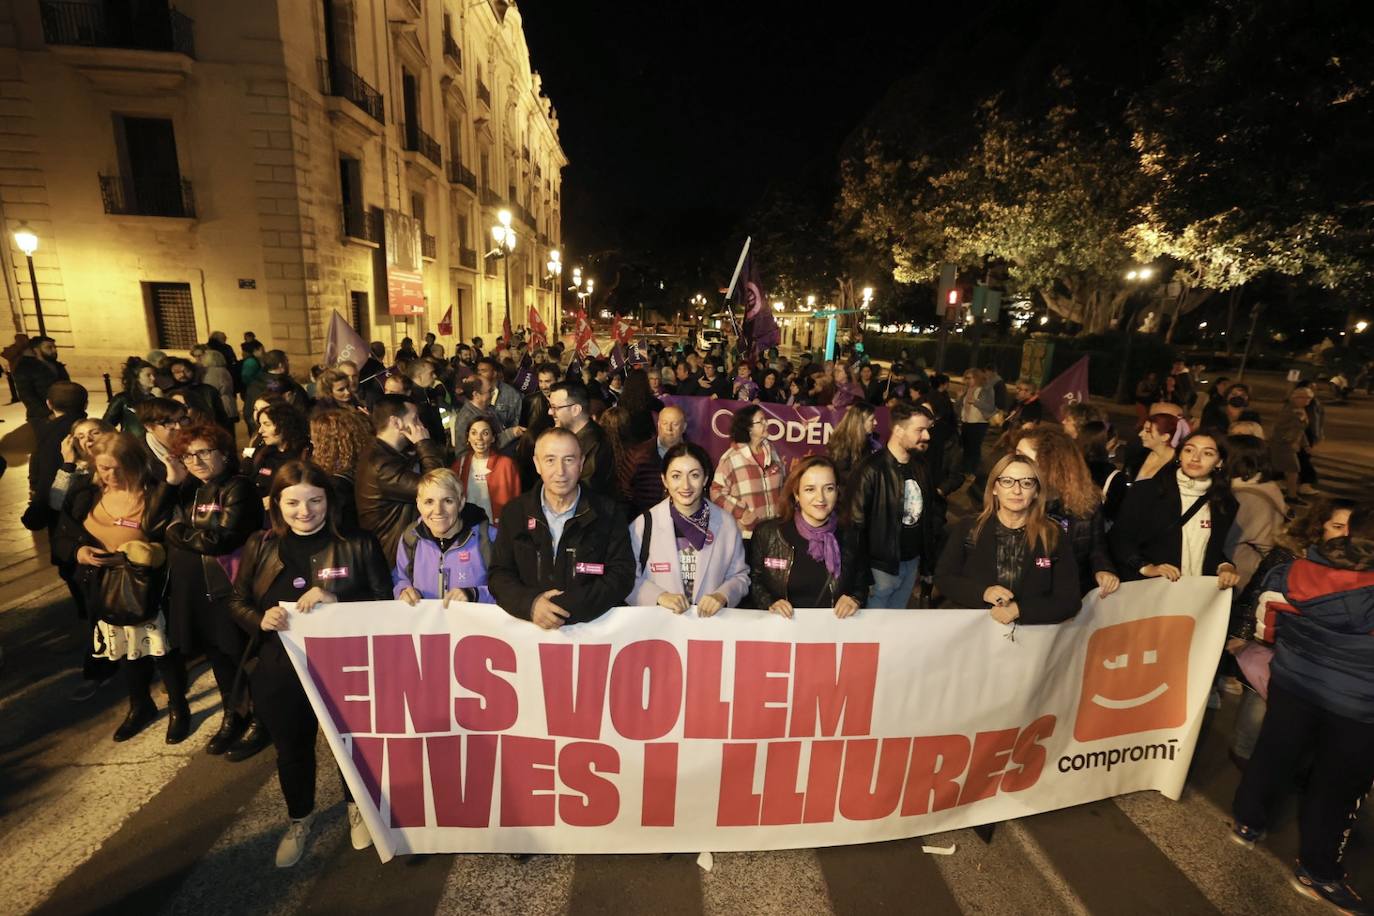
[225,718,271,762]
[160,656,191,745]
[114,701,158,742]
[207,713,247,756]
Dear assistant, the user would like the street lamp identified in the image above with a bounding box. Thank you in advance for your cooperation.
[545,249,562,332]
[1357,320,1369,334]
[489,209,516,338]
[13,224,45,336]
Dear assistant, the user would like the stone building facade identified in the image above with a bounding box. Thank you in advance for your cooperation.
[0,0,564,374]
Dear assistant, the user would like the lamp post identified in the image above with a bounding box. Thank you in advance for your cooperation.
[545,249,562,334]
[490,209,516,339]
[13,225,45,337]
[1114,265,1155,402]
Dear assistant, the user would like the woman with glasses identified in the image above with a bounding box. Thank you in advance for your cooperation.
[251,403,311,502]
[1110,431,1240,588]
[226,461,391,866]
[750,456,866,617]
[935,454,1082,626]
[162,423,266,757]
[711,404,786,542]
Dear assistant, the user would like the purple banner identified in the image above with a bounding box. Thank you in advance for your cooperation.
[662,395,890,466]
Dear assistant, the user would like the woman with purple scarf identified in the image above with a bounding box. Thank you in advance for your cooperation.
[630,443,750,615]
[749,456,867,616]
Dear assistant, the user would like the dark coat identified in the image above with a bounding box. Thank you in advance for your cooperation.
[488,487,635,624]
[847,448,946,574]
[24,411,84,529]
[1045,500,1116,596]
[14,353,68,420]
[1263,549,1374,722]
[353,437,445,563]
[749,516,868,610]
[225,529,392,634]
[574,419,616,497]
[1109,471,1237,580]
[934,516,1082,624]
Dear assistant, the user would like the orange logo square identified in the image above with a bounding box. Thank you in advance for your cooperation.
[1074,616,1194,742]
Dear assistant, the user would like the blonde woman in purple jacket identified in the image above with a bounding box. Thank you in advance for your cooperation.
[629,442,751,616]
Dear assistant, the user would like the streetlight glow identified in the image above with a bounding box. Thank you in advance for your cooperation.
[1357,320,1369,333]
[1125,270,1138,280]
[498,209,512,228]
[14,226,38,256]
[1139,267,1153,279]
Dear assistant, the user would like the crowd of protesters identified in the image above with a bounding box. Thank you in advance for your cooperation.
[14,327,1374,912]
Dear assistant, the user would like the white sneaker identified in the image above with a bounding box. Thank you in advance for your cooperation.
[347,802,372,851]
[275,815,313,868]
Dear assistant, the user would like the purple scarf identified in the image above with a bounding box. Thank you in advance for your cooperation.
[671,501,711,551]
[794,513,841,578]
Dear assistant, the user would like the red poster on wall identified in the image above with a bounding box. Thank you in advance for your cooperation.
[387,267,425,316]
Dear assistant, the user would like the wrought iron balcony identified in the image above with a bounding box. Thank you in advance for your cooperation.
[402,124,442,167]
[342,205,381,243]
[522,146,530,162]
[319,58,383,123]
[459,247,478,270]
[421,233,437,260]
[443,33,461,68]
[484,256,498,278]
[476,78,491,108]
[41,1,195,57]
[99,174,195,218]
[447,160,477,191]
[481,187,505,208]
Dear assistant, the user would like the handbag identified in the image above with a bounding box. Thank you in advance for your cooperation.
[88,554,166,627]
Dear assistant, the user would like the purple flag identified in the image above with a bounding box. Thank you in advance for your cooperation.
[512,354,536,395]
[1038,356,1090,421]
[324,311,368,367]
[608,342,627,374]
[733,248,780,357]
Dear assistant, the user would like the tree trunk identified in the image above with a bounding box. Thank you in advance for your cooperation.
[1223,286,1242,357]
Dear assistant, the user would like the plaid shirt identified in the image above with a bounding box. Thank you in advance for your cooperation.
[710,442,785,535]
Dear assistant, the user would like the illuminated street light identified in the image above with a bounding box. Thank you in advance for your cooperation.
[1357,320,1369,333]
[489,212,517,337]
[772,301,783,312]
[12,223,45,336]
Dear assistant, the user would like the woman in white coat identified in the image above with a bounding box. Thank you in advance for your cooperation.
[630,442,751,615]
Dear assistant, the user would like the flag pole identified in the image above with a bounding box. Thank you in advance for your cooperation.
[721,237,751,343]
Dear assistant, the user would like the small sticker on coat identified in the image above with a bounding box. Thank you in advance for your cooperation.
[195,503,223,513]
[317,566,349,579]
[650,562,671,573]
[764,557,788,570]
[705,531,715,544]
[1035,557,1053,568]
[1200,519,1212,529]
[527,518,537,530]
[292,576,306,588]
[457,551,471,562]
[575,562,605,575]
[259,467,273,475]
[112,517,141,529]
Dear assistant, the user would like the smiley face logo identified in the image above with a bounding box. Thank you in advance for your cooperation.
[1074,616,1194,742]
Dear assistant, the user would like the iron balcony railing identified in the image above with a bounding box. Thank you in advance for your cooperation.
[421,233,437,260]
[342,205,381,243]
[443,33,461,67]
[319,58,383,123]
[41,0,195,57]
[476,78,491,108]
[99,174,195,218]
[402,123,443,167]
[481,187,504,208]
[447,160,477,191]
[459,247,478,269]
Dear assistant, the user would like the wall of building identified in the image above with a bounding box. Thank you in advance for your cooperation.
[0,0,564,378]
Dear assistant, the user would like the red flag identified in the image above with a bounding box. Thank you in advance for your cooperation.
[574,308,593,359]
[1038,356,1090,421]
[437,306,453,337]
[502,313,513,346]
[611,314,635,346]
[527,305,549,350]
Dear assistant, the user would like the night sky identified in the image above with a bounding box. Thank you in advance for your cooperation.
[521,2,954,260]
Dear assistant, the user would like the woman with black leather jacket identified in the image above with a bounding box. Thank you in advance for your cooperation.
[162,423,264,758]
[250,403,310,502]
[749,456,867,617]
[226,460,390,868]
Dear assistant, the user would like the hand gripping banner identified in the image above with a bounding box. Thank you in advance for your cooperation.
[278,579,1230,862]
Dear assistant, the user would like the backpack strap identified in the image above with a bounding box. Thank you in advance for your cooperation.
[637,508,653,575]
[401,525,420,586]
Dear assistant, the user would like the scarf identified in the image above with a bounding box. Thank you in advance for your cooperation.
[670,501,711,551]
[794,513,841,578]
[1177,469,1213,577]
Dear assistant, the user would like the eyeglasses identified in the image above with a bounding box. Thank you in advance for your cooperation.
[751,419,766,427]
[182,448,219,463]
[549,402,574,413]
[995,476,1039,491]
[157,417,191,428]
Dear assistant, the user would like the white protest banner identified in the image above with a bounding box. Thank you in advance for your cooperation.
[278,578,1229,862]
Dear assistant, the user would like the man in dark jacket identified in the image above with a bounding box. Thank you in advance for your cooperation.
[848,402,951,609]
[489,427,634,627]
[625,405,687,514]
[14,335,69,434]
[358,341,388,409]
[23,380,87,531]
[547,381,614,496]
[166,357,231,430]
[354,394,445,563]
